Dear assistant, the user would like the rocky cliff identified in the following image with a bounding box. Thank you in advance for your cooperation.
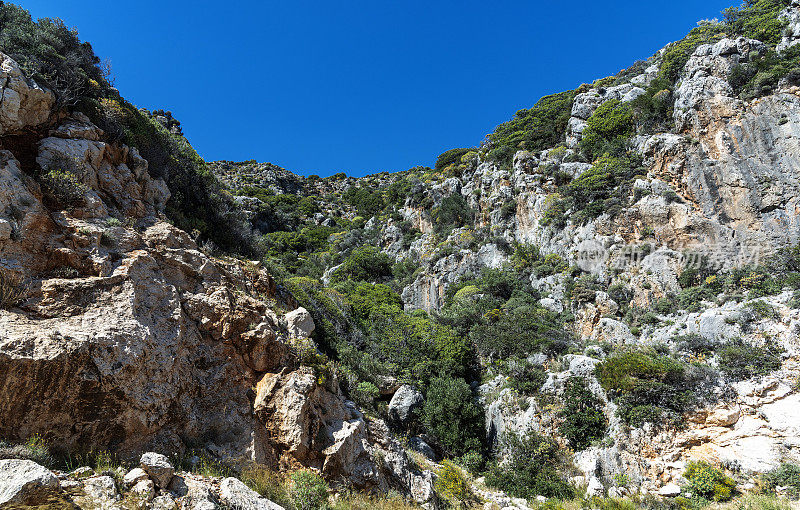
[3,1,800,508]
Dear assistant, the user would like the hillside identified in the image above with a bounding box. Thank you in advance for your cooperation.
[2,1,800,509]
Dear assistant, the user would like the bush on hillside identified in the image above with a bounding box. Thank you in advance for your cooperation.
[485,431,575,500]
[486,91,577,165]
[330,246,393,284]
[289,469,328,510]
[684,461,736,502]
[434,461,473,507]
[559,377,607,451]
[763,463,800,498]
[0,2,111,106]
[717,339,783,380]
[423,377,484,457]
[579,100,634,160]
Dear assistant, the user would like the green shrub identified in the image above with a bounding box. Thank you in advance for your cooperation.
[436,148,474,171]
[434,461,472,507]
[289,470,328,510]
[0,3,111,106]
[433,194,474,234]
[343,186,385,217]
[684,461,735,502]
[730,46,800,100]
[579,100,634,160]
[595,350,697,427]
[39,169,87,208]
[563,153,641,223]
[423,377,484,457]
[763,463,800,499]
[485,431,575,500]
[505,358,547,395]
[330,246,393,284]
[486,91,577,165]
[558,377,607,451]
[718,339,783,380]
[469,307,571,361]
[659,22,727,83]
[723,0,790,46]
[351,381,380,409]
[240,464,291,508]
[0,270,25,309]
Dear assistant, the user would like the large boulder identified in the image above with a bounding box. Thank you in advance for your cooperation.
[387,385,424,426]
[0,52,54,134]
[219,477,285,510]
[139,452,174,488]
[0,459,60,506]
[285,307,315,338]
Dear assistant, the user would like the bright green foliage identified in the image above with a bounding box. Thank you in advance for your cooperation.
[724,0,790,46]
[423,377,484,457]
[659,22,727,83]
[595,350,698,427]
[330,246,393,283]
[485,431,575,500]
[39,169,87,208]
[486,91,577,165]
[343,186,385,216]
[434,461,472,507]
[684,461,736,502]
[563,153,642,223]
[436,148,474,171]
[334,282,403,323]
[718,339,784,380]
[730,46,800,100]
[289,469,329,510]
[580,100,634,160]
[763,463,800,498]
[558,377,607,451]
[371,305,472,385]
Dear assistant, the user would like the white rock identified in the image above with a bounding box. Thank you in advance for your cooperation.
[658,484,681,497]
[131,478,154,501]
[139,452,174,488]
[0,459,60,506]
[587,476,604,497]
[82,475,119,502]
[219,477,286,510]
[123,467,149,488]
[285,307,315,338]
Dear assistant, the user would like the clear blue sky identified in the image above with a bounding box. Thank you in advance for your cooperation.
[22,0,734,177]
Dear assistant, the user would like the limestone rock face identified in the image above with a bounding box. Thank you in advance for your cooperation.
[0,52,54,134]
[0,459,60,506]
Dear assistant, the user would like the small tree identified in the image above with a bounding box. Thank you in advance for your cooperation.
[423,377,484,457]
[558,377,607,451]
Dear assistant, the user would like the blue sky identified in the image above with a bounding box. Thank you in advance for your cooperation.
[22,0,734,177]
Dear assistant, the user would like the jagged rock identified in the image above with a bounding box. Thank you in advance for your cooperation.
[0,52,54,134]
[131,478,155,502]
[123,467,150,488]
[388,385,424,426]
[152,493,178,510]
[409,436,436,461]
[285,307,315,338]
[219,477,285,510]
[140,452,174,488]
[81,475,119,503]
[0,459,60,506]
[587,476,604,497]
